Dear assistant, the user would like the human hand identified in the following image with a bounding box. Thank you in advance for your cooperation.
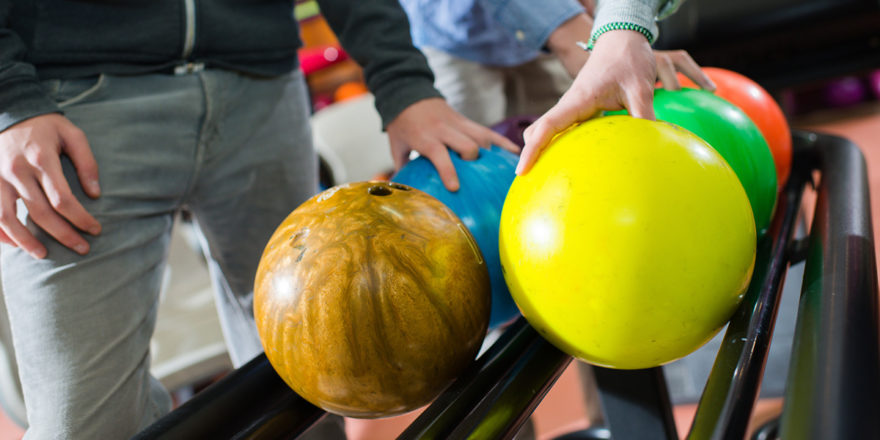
[546,13,715,90]
[0,113,101,259]
[654,50,715,91]
[518,30,656,174]
[385,98,520,191]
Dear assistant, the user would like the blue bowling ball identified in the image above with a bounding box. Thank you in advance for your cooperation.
[392,146,520,329]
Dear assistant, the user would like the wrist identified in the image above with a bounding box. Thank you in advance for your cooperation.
[586,22,653,51]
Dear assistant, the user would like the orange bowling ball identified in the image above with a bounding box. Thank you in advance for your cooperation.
[679,67,792,187]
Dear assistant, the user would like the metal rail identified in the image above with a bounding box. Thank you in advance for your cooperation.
[778,131,880,440]
[132,355,324,439]
[687,132,808,440]
[136,130,879,440]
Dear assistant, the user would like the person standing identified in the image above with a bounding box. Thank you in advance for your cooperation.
[0,1,516,437]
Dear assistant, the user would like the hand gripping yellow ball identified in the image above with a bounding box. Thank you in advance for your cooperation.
[499,116,756,369]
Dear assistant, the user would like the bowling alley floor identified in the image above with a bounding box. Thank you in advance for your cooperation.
[0,102,877,439]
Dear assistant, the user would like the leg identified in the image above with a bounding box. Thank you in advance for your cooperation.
[421,47,507,126]
[0,264,26,428]
[1,73,207,438]
[185,69,318,367]
[2,211,176,439]
[186,69,345,438]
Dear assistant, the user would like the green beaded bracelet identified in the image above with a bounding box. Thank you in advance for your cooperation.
[585,22,654,51]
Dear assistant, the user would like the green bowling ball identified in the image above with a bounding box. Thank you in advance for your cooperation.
[608,88,777,235]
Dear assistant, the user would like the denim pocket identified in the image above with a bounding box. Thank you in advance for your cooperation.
[40,74,107,108]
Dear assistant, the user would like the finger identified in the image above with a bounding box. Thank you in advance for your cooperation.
[623,85,656,121]
[518,119,562,175]
[458,120,521,155]
[14,178,91,255]
[388,136,411,170]
[0,229,13,246]
[656,55,680,90]
[422,142,460,192]
[516,134,542,176]
[486,129,521,154]
[58,123,101,198]
[673,53,716,91]
[517,116,566,175]
[457,121,494,150]
[439,126,480,161]
[36,157,101,236]
[516,93,601,175]
[516,106,595,175]
[0,183,47,259]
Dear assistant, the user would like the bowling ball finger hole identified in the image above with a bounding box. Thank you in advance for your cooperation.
[388,183,411,191]
[368,185,393,196]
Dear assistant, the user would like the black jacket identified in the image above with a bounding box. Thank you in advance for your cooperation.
[0,0,441,131]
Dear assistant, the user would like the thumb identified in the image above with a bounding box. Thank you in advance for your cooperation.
[0,229,13,246]
[389,136,412,171]
[519,97,597,175]
[624,86,656,121]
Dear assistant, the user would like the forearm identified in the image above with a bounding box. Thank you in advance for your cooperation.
[546,12,595,77]
[589,0,683,49]
[0,68,61,133]
[0,4,60,133]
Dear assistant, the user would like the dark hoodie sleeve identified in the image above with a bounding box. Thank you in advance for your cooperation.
[0,1,60,133]
[315,0,443,128]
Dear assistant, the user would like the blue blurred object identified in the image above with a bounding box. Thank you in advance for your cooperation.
[392,145,520,329]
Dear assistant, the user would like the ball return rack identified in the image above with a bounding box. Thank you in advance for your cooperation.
[135,130,880,440]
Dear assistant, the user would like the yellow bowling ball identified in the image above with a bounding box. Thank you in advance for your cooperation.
[499,116,756,369]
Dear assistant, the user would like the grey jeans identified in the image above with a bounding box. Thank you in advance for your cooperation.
[0,69,345,438]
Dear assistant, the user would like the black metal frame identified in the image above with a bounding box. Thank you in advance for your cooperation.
[777,131,880,440]
[135,130,880,440]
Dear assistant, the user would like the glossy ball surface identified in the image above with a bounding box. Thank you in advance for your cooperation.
[393,146,520,328]
[499,116,756,369]
[255,181,490,417]
[610,88,777,235]
[679,67,792,187]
